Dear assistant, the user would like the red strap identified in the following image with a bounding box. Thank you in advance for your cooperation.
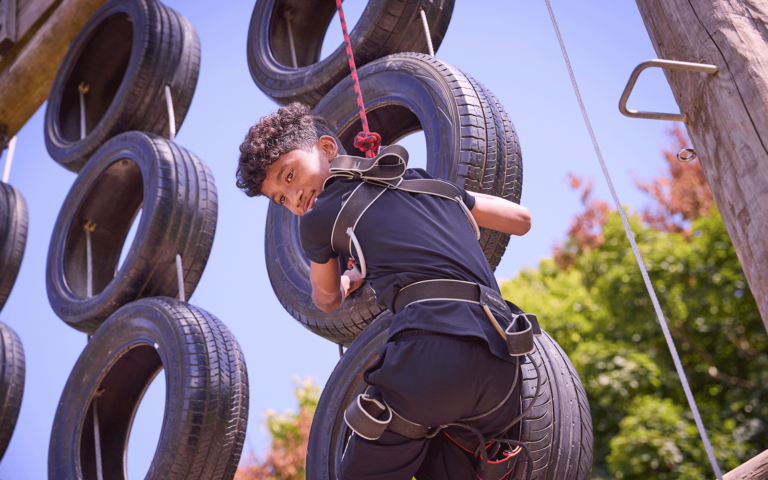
[336,0,381,158]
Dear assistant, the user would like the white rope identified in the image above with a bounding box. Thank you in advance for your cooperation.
[176,253,185,302]
[542,2,724,479]
[78,82,89,140]
[2,136,16,183]
[93,394,104,480]
[419,8,435,57]
[84,222,95,298]
[164,86,176,142]
[285,13,298,69]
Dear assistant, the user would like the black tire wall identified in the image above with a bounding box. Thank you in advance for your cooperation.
[265,53,523,344]
[247,0,455,106]
[305,314,593,480]
[49,298,248,480]
[47,132,217,333]
[0,322,24,462]
[45,0,201,172]
[0,183,28,313]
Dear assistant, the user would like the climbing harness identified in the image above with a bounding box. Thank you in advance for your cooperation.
[331,144,542,479]
[544,1,724,478]
[344,348,543,480]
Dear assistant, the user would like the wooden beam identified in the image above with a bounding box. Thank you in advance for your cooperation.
[635,0,768,331]
[724,448,768,480]
[0,0,18,55]
[0,0,61,70]
[0,0,108,142]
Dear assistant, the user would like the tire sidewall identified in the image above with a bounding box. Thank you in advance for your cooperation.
[46,132,165,331]
[44,0,149,170]
[48,299,185,480]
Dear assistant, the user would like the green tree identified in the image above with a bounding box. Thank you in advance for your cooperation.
[502,128,767,479]
[236,378,320,480]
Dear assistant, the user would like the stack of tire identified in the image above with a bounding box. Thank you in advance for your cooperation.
[43,1,248,478]
[247,1,594,479]
[0,178,27,462]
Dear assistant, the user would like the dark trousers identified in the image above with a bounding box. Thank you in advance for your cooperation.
[340,331,521,480]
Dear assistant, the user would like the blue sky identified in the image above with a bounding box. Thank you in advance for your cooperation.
[0,0,683,476]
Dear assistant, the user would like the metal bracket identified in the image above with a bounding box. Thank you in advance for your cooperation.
[619,59,719,123]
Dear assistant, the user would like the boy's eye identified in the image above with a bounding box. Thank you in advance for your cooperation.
[287,171,294,182]
[279,195,285,205]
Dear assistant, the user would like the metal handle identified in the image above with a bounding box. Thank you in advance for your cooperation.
[619,59,719,123]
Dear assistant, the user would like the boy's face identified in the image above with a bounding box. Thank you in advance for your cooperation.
[261,136,338,216]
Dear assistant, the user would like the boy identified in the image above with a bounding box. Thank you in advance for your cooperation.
[237,103,532,479]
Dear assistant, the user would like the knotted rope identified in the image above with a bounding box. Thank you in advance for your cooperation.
[335,0,381,158]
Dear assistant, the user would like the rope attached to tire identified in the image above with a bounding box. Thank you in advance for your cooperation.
[335,0,381,158]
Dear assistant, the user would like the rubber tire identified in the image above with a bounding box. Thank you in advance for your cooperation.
[49,297,248,480]
[306,313,593,480]
[47,131,217,333]
[0,321,24,462]
[265,53,523,344]
[247,0,454,106]
[44,0,201,172]
[0,183,28,313]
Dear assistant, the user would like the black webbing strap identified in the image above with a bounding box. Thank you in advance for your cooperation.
[330,181,388,259]
[393,279,538,356]
[344,391,429,441]
[325,144,409,188]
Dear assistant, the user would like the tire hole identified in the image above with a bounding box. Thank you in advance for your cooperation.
[127,369,165,479]
[117,208,142,274]
[394,131,427,171]
[58,13,133,142]
[65,157,143,298]
[319,1,365,62]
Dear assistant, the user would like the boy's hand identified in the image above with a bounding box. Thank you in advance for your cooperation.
[341,269,364,297]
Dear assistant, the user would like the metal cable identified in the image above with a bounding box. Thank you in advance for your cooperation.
[84,223,95,298]
[176,253,185,302]
[93,397,104,480]
[164,86,176,142]
[419,8,435,57]
[285,13,298,69]
[78,82,89,140]
[2,136,16,183]
[542,2,723,478]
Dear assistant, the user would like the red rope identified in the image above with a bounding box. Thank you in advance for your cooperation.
[336,0,381,158]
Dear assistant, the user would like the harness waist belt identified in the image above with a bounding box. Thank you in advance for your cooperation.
[393,279,541,357]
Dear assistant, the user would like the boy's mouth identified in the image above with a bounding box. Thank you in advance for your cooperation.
[305,193,316,212]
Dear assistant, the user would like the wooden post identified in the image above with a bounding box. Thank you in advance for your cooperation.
[723,449,768,480]
[0,0,108,142]
[634,0,768,332]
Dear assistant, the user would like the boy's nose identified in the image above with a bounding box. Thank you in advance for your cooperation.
[287,188,302,209]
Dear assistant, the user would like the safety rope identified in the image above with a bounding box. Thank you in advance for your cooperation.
[335,0,381,158]
[543,2,724,478]
[2,135,16,183]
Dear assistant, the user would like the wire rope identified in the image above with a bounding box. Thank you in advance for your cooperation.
[542,1,723,478]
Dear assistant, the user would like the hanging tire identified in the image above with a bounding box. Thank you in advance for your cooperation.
[265,53,523,344]
[306,312,593,480]
[0,183,28,313]
[47,131,217,333]
[0,321,24,461]
[49,297,249,480]
[44,0,201,172]
[246,0,454,106]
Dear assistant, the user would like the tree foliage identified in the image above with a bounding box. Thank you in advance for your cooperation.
[235,378,320,480]
[502,127,767,479]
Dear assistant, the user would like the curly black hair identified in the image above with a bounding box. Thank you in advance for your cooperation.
[236,102,345,197]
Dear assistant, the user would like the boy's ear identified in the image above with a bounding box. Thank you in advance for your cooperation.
[318,135,338,161]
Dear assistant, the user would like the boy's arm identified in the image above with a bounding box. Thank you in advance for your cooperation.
[309,259,364,313]
[468,192,532,236]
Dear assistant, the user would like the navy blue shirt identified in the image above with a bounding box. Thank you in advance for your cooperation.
[300,168,515,364]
